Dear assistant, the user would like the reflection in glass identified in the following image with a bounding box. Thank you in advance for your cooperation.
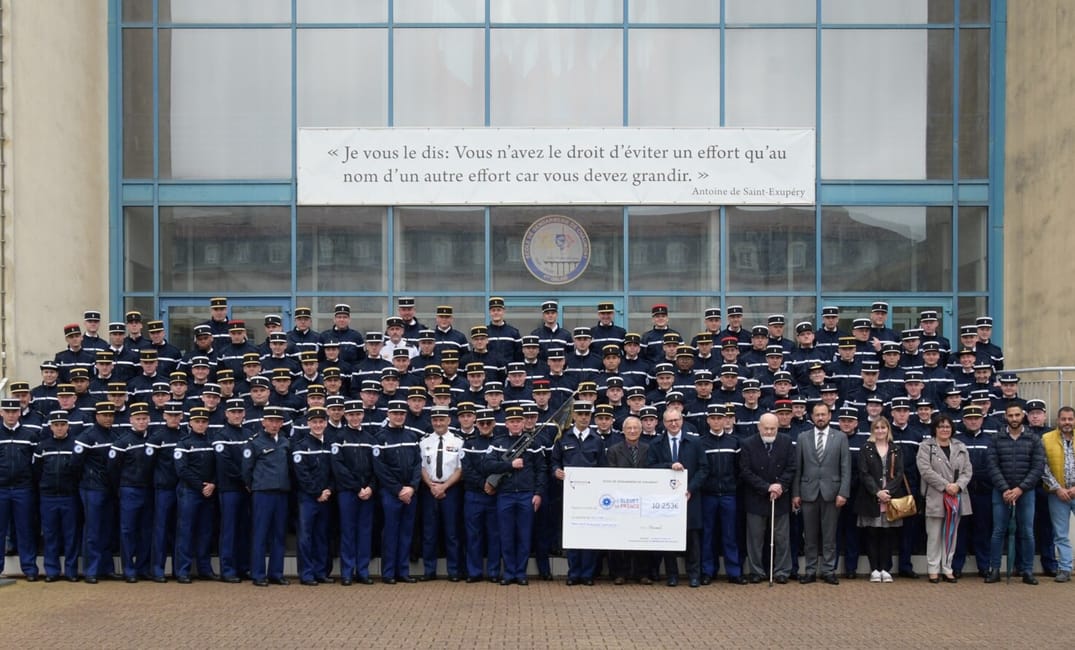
[629,207,718,291]
[725,29,815,128]
[821,206,952,292]
[395,0,485,22]
[491,0,621,23]
[490,29,621,126]
[159,29,291,178]
[727,207,816,292]
[396,208,485,292]
[298,208,386,292]
[628,30,719,126]
[160,207,291,292]
[822,0,930,23]
[297,0,387,22]
[160,0,292,23]
[298,29,387,127]
[726,0,816,24]
[123,29,153,177]
[124,207,154,292]
[629,0,721,23]
[394,29,483,126]
[958,207,987,292]
[960,29,990,178]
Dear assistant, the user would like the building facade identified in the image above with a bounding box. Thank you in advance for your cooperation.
[5,0,1069,381]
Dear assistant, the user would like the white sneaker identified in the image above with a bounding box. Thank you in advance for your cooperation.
[870,570,882,582]
[881,571,893,583]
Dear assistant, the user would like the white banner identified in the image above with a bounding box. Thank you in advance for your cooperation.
[298,128,814,205]
[561,467,687,551]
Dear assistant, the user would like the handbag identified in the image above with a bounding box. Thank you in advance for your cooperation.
[885,449,918,522]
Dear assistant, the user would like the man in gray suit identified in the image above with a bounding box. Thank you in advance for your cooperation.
[792,402,851,585]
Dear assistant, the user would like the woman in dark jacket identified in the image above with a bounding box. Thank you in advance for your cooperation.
[855,417,905,583]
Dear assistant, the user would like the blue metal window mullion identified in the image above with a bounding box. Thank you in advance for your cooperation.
[813,0,823,322]
[484,207,492,303]
[951,1,961,338]
[719,206,727,305]
[289,0,298,309]
[386,206,396,306]
[484,0,491,126]
[719,0,726,126]
[621,0,628,126]
[109,0,124,319]
[151,0,161,319]
[387,0,394,126]
[988,0,1006,343]
[621,207,629,328]
[621,3,629,326]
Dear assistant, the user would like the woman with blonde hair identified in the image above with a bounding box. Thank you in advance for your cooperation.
[916,415,973,583]
[855,417,905,582]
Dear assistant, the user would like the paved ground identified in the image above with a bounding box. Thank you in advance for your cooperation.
[0,573,1066,648]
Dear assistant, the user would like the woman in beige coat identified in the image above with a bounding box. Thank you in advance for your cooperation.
[917,415,973,583]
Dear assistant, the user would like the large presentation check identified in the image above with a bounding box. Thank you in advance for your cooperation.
[561,467,687,551]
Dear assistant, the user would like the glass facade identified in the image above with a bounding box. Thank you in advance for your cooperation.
[115,0,1000,342]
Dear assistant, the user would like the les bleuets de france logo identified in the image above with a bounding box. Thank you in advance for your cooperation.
[522,214,590,285]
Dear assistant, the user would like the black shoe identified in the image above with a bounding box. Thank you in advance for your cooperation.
[583,578,594,586]
[1044,568,1058,578]
[65,575,80,583]
[253,579,269,587]
[499,578,514,586]
[823,574,840,586]
[152,576,167,583]
[984,570,1001,584]
[316,577,335,584]
[400,576,417,584]
[898,570,919,580]
[928,577,940,584]
[942,574,958,584]
[488,576,500,583]
[300,579,319,586]
[566,578,578,586]
[540,573,553,581]
[1022,573,1039,585]
[729,576,748,585]
[382,577,397,585]
[799,574,816,584]
[843,572,857,580]
[977,569,989,578]
[420,574,437,582]
[448,575,461,583]
[340,579,353,586]
[44,576,59,583]
[84,576,98,584]
[953,571,963,579]
[689,579,700,588]
[222,576,241,584]
[700,575,712,586]
[517,578,529,586]
[466,576,482,583]
[197,573,218,581]
[125,576,138,584]
[749,574,763,584]
[25,575,38,582]
[666,577,678,587]
[358,576,374,585]
[269,577,290,586]
[775,576,788,585]
[176,576,192,584]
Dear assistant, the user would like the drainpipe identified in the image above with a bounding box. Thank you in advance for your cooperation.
[0,2,9,379]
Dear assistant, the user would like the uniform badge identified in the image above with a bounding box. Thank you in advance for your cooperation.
[243,448,253,459]
[146,446,155,456]
[331,444,340,455]
[214,443,225,453]
[108,449,117,459]
[74,444,84,454]
[173,449,183,460]
[293,453,302,464]
[372,447,380,457]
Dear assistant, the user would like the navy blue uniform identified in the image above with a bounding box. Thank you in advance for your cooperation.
[174,430,217,579]
[551,428,606,581]
[243,428,291,582]
[0,422,39,578]
[373,424,422,580]
[146,423,182,580]
[700,430,743,580]
[331,425,378,582]
[109,427,154,579]
[214,422,253,580]
[292,433,335,583]
[483,432,547,582]
[461,433,499,581]
[34,433,81,579]
[75,423,117,578]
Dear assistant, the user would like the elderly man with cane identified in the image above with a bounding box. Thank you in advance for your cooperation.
[739,413,797,584]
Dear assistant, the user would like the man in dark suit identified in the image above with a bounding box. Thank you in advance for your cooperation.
[739,412,797,583]
[647,411,708,587]
[793,402,851,585]
[606,416,651,585]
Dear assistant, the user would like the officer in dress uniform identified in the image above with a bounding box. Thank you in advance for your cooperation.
[217,320,258,377]
[243,406,291,587]
[146,402,183,582]
[34,411,82,581]
[641,303,678,364]
[202,297,232,349]
[55,323,96,382]
[0,398,38,581]
[531,300,572,360]
[333,400,378,585]
[81,310,107,351]
[461,407,500,582]
[173,407,218,583]
[146,320,182,377]
[288,307,322,359]
[321,303,365,365]
[975,316,1004,371]
[215,398,253,583]
[593,301,627,351]
[433,305,469,356]
[292,407,335,586]
[373,400,422,583]
[552,402,605,585]
[31,360,61,416]
[700,403,746,585]
[418,405,465,581]
[76,401,119,583]
[109,402,154,582]
[396,297,428,342]
[483,405,546,586]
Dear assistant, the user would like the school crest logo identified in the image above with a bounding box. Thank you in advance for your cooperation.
[522,214,590,285]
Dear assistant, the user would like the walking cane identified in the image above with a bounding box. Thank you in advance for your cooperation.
[769,496,776,587]
[1006,502,1016,584]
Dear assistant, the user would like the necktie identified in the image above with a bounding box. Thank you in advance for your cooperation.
[629,445,638,466]
[436,436,444,480]
[765,441,773,454]
[816,431,825,462]
[671,437,679,462]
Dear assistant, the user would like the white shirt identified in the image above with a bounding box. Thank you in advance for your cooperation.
[418,431,464,482]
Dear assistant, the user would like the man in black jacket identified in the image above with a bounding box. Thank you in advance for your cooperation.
[740,413,797,583]
[605,416,651,585]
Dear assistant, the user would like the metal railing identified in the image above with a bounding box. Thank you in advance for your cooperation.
[1007,367,1075,415]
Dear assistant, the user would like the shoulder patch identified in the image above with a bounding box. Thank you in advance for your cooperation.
[173,449,183,460]
[331,444,340,455]
[108,449,117,459]
[243,448,253,459]
[145,446,154,456]
[74,444,84,454]
[214,442,225,453]
[372,447,380,457]
[292,453,302,464]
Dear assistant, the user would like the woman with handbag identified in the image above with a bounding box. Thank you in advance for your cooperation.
[916,415,973,583]
[855,417,906,583]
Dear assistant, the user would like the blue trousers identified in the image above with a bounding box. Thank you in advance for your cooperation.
[175,487,216,578]
[218,490,251,579]
[251,491,288,581]
[380,490,417,579]
[1034,486,1057,572]
[337,491,374,580]
[835,491,861,574]
[297,492,332,582]
[118,486,153,578]
[0,487,37,577]
[1047,492,1075,572]
[989,489,1035,573]
[789,508,804,576]
[953,489,993,574]
[80,488,115,578]
[497,491,534,581]
[152,488,177,579]
[421,485,461,577]
[40,494,79,578]
[701,494,742,578]
[464,490,500,579]
[533,482,561,576]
